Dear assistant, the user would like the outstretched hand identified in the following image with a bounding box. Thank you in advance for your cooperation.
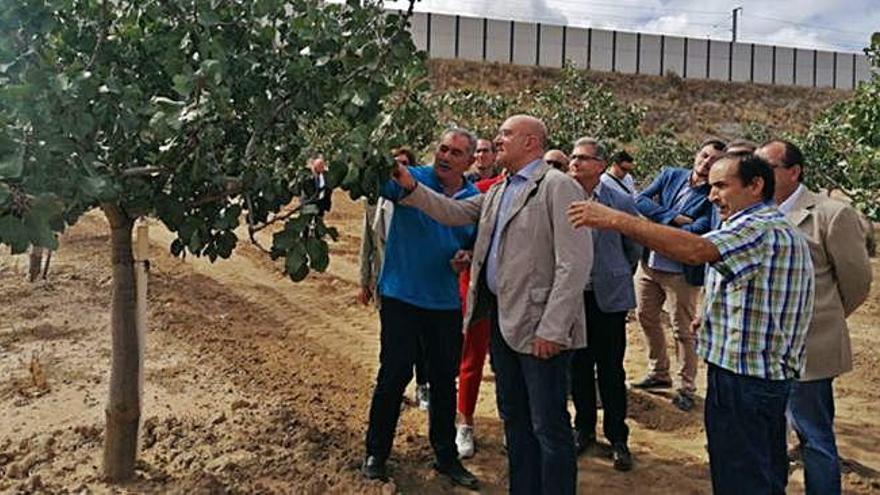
[567,199,617,229]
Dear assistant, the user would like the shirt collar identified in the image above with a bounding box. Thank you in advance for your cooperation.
[776,184,805,214]
[509,159,543,183]
[724,200,772,225]
[593,181,603,199]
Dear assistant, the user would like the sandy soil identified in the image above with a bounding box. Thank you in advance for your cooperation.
[1,191,879,494]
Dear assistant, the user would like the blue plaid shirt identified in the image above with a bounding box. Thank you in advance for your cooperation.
[698,202,814,380]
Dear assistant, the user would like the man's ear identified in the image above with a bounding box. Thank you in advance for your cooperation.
[750,176,765,197]
[792,164,803,183]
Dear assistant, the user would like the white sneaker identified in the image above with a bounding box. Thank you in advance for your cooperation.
[416,384,430,411]
[456,425,475,459]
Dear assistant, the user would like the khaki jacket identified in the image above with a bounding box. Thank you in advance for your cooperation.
[401,162,592,353]
[786,188,872,380]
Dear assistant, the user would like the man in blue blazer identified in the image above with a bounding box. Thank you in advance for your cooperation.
[632,138,725,411]
[568,138,643,471]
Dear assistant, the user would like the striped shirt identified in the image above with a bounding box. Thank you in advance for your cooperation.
[698,202,814,380]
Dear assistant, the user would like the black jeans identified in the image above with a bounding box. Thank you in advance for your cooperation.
[570,291,629,444]
[705,363,792,495]
[491,306,577,495]
[414,334,428,386]
[365,296,462,465]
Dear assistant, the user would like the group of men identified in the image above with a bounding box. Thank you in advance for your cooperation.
[351,114,872,494]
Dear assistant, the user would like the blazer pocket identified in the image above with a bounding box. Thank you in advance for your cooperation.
[529,287,551,303]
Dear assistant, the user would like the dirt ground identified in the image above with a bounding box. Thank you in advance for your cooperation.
[1,191,879,494]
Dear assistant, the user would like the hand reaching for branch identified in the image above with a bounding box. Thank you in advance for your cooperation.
[392,162,416,192]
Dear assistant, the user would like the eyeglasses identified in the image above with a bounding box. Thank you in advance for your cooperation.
[546,160,567,169]
[571,154,603,163]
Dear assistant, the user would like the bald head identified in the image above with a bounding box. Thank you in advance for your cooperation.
[494,115,548,173]
[543,149,569,171]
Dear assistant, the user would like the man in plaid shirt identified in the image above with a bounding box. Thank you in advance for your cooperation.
[568,152,814,495]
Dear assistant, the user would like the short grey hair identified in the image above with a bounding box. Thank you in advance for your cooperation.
[573,137,608,160]
[442,127,478,156]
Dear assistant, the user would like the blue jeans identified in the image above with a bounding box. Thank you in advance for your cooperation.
[787,378,841,495]
[490,311,576,495]
[705,363,792,495]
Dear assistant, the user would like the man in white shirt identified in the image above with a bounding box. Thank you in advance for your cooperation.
[600,150,638,196]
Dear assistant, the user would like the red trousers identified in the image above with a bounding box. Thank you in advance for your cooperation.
[456,317,491,418]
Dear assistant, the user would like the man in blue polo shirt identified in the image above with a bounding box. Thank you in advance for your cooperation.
[361,128,480,489]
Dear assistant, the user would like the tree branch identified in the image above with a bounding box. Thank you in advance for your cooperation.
[121,166,164,178]
[243,194,271,254]
[86,0,111,72]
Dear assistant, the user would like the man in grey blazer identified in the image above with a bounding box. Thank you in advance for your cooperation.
[568,138,642,472]
[757,140,872,495]
[391,115,592,495]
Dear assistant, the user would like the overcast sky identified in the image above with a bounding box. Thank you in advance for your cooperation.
[385,0,877,53]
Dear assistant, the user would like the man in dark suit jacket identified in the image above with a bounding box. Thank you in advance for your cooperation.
[631,138,724,411]
[568,138,643,471]
[307,156,332,216]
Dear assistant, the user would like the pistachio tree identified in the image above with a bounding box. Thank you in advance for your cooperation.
[796,35,880,220]
[0,0,432,481]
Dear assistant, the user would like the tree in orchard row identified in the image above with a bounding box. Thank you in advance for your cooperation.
[796,33,880,221]
[0,0,434,482]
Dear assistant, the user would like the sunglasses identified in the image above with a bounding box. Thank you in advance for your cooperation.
[546,160,567,169]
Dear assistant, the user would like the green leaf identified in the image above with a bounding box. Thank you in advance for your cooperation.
[0,214,30,254]
[0,183,11,206]
[0,151,23,180]
[284,242,308,277]
[305,237,329,272]
[199,9,221,27]
[80,176,113,201]
[172,74,192,97]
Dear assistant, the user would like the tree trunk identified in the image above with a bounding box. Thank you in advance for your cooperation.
[101,204,141,482]
[28,246,43,282]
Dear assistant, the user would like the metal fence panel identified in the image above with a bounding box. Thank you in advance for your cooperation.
[485,19,511,63]
[429,13,456,59]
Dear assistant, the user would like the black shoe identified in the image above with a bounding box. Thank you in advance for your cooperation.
[574,429,597,456]
[612,442,633,472]
[361,455,388,481]
[631,376,673,390]
[672,390,696,412]
[435,459,479,490]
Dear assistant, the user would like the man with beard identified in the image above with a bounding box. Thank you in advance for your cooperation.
[631,138,725,412]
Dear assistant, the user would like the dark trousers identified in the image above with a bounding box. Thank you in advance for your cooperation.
[787,378,841,495]
[491,307,577,495]
[705,363,792,495]
[571,291,629,444]
[414,334,428,386]
[365,296,462,465]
